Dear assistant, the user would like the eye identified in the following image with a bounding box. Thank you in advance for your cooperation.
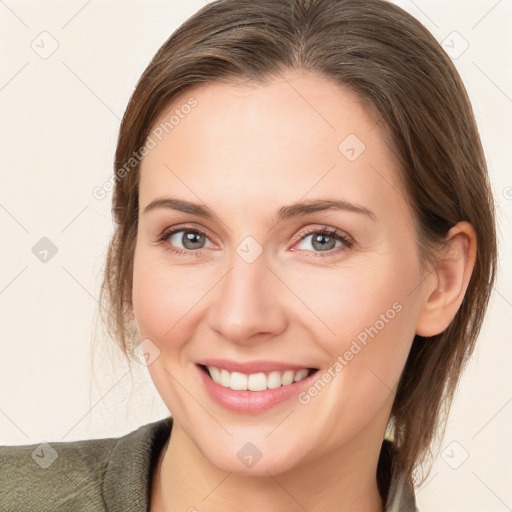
[292,226,354,256]
[156,224,354,257]
[157,225,215,255]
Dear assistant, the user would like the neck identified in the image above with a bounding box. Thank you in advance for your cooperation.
[152,422,385,512]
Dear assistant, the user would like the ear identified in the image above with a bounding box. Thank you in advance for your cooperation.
[415,221,477,337]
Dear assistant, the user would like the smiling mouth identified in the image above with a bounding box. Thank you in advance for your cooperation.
[198,364,319,392]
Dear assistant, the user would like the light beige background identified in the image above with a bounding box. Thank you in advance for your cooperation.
[0,1,511,510]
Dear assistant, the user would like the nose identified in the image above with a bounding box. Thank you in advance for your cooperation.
[207,252,288,345]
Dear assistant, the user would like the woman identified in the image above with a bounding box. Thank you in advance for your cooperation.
[0,0,497,511]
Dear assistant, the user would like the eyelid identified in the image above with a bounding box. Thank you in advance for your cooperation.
[156,222,217,244]
[292,225,354,246]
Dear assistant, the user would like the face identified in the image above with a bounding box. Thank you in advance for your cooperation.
[132,72,427,475]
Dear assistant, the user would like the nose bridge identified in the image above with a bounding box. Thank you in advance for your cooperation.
[207,247,287,343]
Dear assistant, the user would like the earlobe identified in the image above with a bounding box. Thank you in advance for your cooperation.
[415,221,477,337]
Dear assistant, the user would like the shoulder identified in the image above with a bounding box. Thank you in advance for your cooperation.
[0,416,173,512]
[0,435,116,512]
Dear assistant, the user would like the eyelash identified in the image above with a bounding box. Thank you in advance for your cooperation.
[155,224,354,257]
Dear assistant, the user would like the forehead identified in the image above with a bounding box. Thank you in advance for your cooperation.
[138,72,409,224]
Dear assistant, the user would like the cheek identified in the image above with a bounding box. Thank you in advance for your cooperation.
[292,257,416,350]
[132,254,202,344]
[293,250,420,403]
[131,252,209,414]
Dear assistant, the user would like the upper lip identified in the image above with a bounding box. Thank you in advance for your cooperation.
[196,358,317,374]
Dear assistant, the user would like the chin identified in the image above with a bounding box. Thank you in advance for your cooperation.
[199,436,306,477]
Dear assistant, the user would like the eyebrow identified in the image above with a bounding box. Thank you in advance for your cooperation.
[142,197,376,222]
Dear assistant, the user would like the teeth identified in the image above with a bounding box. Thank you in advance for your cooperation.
[248,372,267,391]
[205,365,311,391]
[281,370,294,386]
[267,371,282,389]
[230,371,247,390]
[294,369,309,382]
[220,369,230,387]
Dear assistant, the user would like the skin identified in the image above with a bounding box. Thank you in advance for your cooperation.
[131,71,476,512]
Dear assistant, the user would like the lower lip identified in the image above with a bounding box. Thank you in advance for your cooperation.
[196,365,318,414]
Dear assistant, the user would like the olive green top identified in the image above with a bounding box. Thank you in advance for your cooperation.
[0,416,417,511]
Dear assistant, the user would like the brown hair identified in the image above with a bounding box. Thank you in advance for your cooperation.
[98,0,497,493]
